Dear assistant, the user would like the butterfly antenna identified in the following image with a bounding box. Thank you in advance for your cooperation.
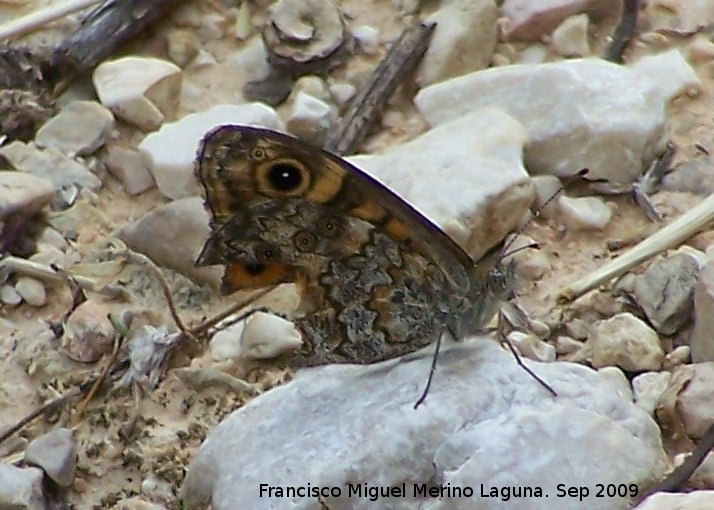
[499,186,564,261]
[414,329,445,409]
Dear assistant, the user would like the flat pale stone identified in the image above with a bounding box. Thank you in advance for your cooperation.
[329,82,357,107]
[210,288,302,362]
[415,51,700,185]
[138,103,283,199]
[633,251,699,335]
[0,285,21,306]
[582,313,664,372]
[417,0,498,87]
[645,0,714,35]
[93,56,182,131]
[118,197,221,289]
[0,141,102,191]
[530,175,562,219]
[227,37,271,84]
[24,428,76,487]
[558,195,613,231]
[551,13,590,57]
[0,171,54,218]
[353,25,380,55]
[180,339,666,510]
[167,29,200,67]
[285,91,336,146]
[349,107,531,260]
[0,464,45,510]
[501,0,592,41]
[692,251,714,362]
[62,299,116,363]
[14,276,47,307]
[508,330,556,362]
[676,362,714,439]
[632,371,671,415]
[104,146,156,195]
[35,100,115,157]
[241,312,302,360]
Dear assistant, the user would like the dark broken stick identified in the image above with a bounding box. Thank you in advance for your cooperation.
[324,21,437,156]
[47,0,188,96]
[603,0,640,63]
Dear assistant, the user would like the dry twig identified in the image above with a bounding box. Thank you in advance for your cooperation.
[604,0,640,63]
[559,191,714,301]
[325,21,436,156]
[0,0,103,42]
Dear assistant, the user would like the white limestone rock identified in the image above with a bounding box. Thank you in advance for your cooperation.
[580,313,664,372]
[633,251,699,335]
[291,75,331,102]
[415,50,700,185]
[15,276,47,307]
[645,0,714,35]
[0,285,21,306]
[329,82,357,108]
[0,464,45,510]
[349,107,531,260]
[558,195,613,231]
[62,299,117,363]
[551,13,590,57]
[501,0,594,41]
[691,250,714,362]
[285,91,337,146]
[417,0,497,87]
[35,101,115,158]
[676,363,714,439]
[508,330,556,362]
[241,312,302,360]
[118,197,222,288]
[530,175,562,219]
[0,171,54,218]
[167,29,200,67]
[24,428,76,487]
[138,103,283,200]
[632,371,671,415]
[93,56,182,131]
[104,146,156,195]
[228,37,271,84]
[180,339,666,510]
[353,25,380,55]
[0,142,101,191]
[688,34,714,64]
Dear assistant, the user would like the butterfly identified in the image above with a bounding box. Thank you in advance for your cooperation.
[194,125,514,369]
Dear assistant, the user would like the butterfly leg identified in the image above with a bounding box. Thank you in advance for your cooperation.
[413,328,445,409]
[496,312,557,397]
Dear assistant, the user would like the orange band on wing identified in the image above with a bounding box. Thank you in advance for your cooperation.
[221,263,294,294]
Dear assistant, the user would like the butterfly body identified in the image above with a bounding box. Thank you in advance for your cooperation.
[195,125,510,367]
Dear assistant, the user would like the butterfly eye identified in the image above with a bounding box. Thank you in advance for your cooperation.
[267,163,303,191]
[294,231,317,252]
[255,158,311,197]
[317,216,342,238]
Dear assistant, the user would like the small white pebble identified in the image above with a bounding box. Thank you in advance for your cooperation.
[0,284,22,306]
[15,276,48,307]
[353,25,380,55]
